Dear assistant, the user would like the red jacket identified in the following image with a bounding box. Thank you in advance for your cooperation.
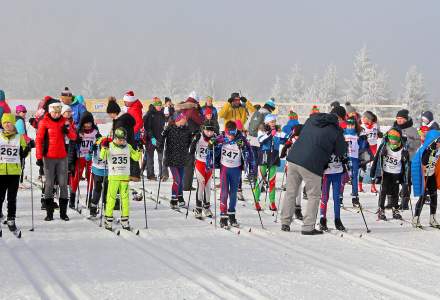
[127,100,143,135]
[36,114,77,160]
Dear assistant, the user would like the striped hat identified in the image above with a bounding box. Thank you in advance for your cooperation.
[288,110,298,120]
[387,129,401,142]
[310,105,320,115]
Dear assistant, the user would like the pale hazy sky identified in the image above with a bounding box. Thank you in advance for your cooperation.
[0,0,438,101]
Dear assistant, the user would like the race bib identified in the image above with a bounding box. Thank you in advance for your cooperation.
[382,145,402,174]
[0,135,20,164]
[221,143,242,168]
[426,150,439,177]
[196,138,209,162]
[108,144,130,176]
[79,130,97,157]
[325,154,343,175]
[345,134,359,159]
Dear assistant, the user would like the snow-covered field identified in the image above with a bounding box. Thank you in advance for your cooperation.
[1,125,440,300]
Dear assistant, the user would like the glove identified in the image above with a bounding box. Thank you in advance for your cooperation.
[62,124,69,134]
[271,129,276,136]
[240,96,247,103]
[151,137,157,146]
[208,138,216,149]
[28,139,36,149]
[237,139,244,148]
[91,143,98,152]
[248,172,256,183]
[85,153,92,161]
[36,159,44,167]
[101,137,112,148]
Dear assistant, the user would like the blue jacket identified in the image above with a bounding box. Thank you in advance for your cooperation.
[70,97,87,128]
[411,130,440,197]
[282,119,299,136]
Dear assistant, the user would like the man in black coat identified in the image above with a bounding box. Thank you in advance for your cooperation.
[143,98,169,181]
[280,112,347,235]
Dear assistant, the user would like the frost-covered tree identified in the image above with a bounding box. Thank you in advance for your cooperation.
[345,46,373,103]
[401,66,428,120]
[285,64,305,103]
[269,75,283,102]
[81,61,107,98]
[318,64,340,104]
[303,74,321,103]
[358,65,391,106]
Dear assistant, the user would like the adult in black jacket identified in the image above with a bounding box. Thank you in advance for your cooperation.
[143,98,169,180]
[281,113,347,235]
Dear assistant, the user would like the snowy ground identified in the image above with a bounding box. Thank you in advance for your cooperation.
[2,126,440,299]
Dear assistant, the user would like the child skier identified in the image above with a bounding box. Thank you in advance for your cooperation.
[343,117,370,207]
[189,120,216,219]
[211,120,256,228]
[0,113,30,232]
[359,111,381,193]
[319,153,348,231]
[158,113,193,209]
[87,136,109,217]
[100,127,141,230]
[411,129,440,228]
[69,112,101,209]
[370,128,409,221]
[254,114,287,211]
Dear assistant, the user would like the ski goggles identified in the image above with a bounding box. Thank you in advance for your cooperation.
[48,104,62,113]
[225,128,237,136]
[203,125,216,131]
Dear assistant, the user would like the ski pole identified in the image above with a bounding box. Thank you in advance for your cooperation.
[185,171,195,219]
[100,161,108,227]
[358,203,371,233]
[141,149,148,228]
[241,151,264,229]
[29,148,35,232]
[274,165,287,223]
[212,145,217,229]
[155,138,166,210]
[85,168,93,210]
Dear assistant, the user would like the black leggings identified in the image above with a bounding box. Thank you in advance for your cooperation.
[0,175,20,220]
[91,174,108,209]
[415,175,438,216]
[378,172,400,210]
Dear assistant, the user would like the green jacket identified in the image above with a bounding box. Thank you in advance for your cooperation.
[0,132,28,175]
[100,142,141,181]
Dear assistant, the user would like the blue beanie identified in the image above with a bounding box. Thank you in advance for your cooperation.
[265,99,275,109]
[0,90,5,102]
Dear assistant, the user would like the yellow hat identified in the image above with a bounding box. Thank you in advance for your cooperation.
[1,113,16,125]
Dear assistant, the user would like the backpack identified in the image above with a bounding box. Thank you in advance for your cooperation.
[248,110,267,137]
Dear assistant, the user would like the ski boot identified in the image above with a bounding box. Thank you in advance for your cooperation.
[44,198,54,221]
[120,217,131,230]
[358,182,364,193]
[178,195,186,208]
[160,175,169,182]
[237,190,245,201]
[203,207,213,218]
[319,217,328,231]
[255,202,262,211]
[339,196,344,207]
[335,218,346,231]
[220,215,229,229]
[147,175,157,181]
[430,214,440,228]
[377,208,387,221]
[370,183,378,194]
[352,196,360,208]
[132,190,142,201]
[228,213,239,228]
[413,216,422,228]
[41,198,46,210]
[194,208,203,220]
[59,198,70,221]
[281,224,290,232]
[170,198,179,210]
[104,216,113,231]
[7,219,17,232]
[89,205,98,218]
[69,192,76,209]
[269,202,277,211]
[392,208,402,220]
[295,206,304,220]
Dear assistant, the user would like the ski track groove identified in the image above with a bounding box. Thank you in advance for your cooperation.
[119,233,268,300]
[141,186,437,299]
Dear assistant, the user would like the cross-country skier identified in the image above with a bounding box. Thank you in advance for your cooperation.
[253,114,287,211]
[100,127,141,231]
[69,112,101,209]
[36,101,77,221]
[87,136,109,217]
[0,113,31,232]
[210,121,256,228]
[157,112,193,209]
[411,129,440,228]
[189,119,216,219]
[370,128,409,221]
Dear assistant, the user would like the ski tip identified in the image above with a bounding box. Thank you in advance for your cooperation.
[340,233,343,237]
[17,231,22,238]
[248,228,252,232]
[116,230,121,235]
[136,230,140,235]
[237,230,240,235]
